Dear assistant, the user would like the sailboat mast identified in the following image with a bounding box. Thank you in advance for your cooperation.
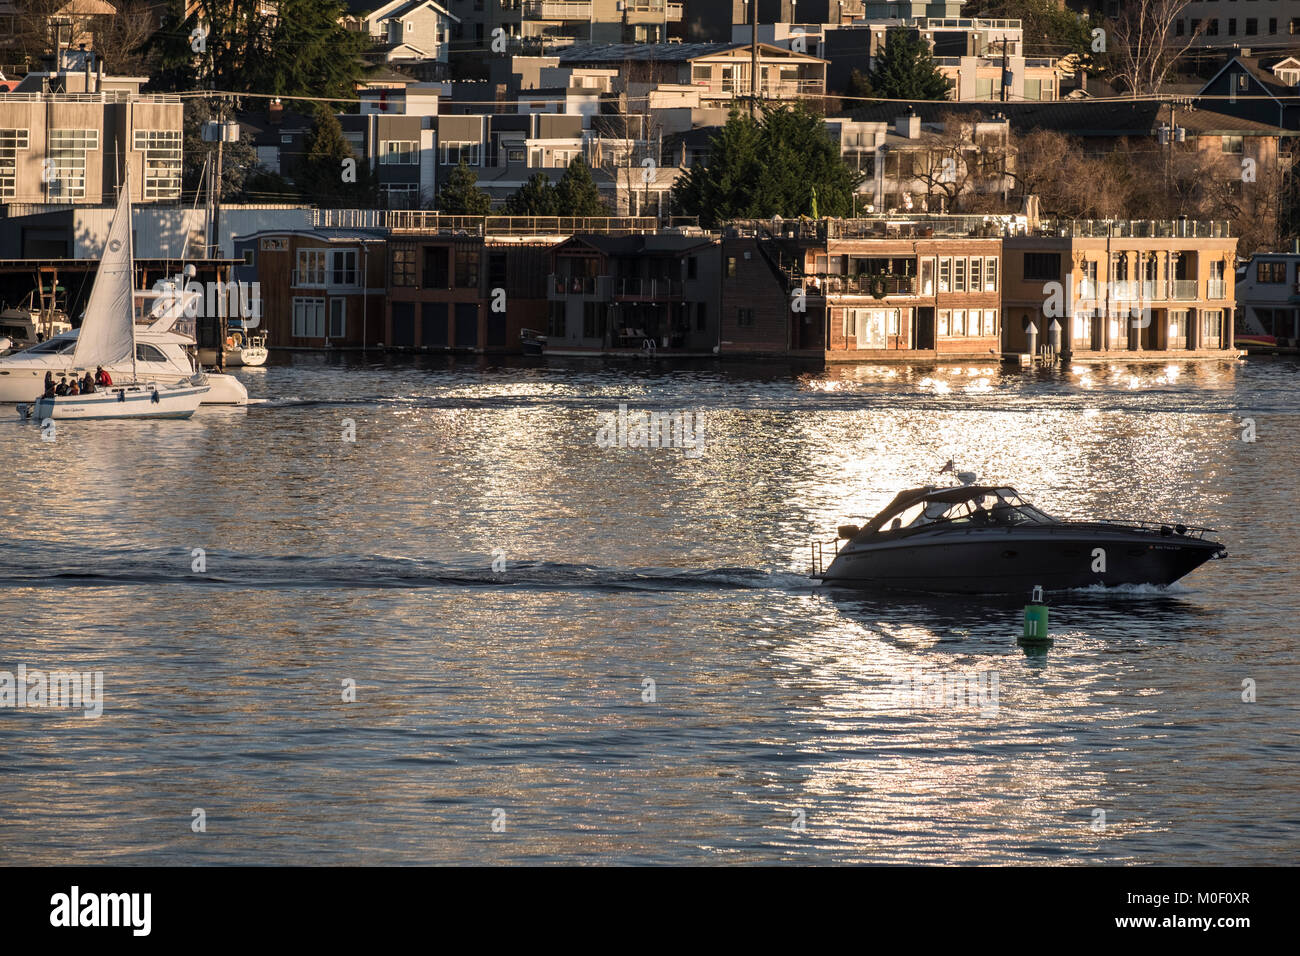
[127,170,137,383]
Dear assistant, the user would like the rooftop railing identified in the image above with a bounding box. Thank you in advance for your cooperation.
[1039,219,1233,239]
[0,91,180,104]
[315,209,672,236]
[727,215,1028,240]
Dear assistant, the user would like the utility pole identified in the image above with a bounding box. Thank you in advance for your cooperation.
[750,0,759,118]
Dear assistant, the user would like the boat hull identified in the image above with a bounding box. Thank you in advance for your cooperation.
[821,527,1226,595]
[30,383,209,420]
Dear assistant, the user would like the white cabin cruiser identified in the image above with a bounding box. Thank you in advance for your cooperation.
[0,277,247,406]
[17,177,210,421]
[199,326,268,368]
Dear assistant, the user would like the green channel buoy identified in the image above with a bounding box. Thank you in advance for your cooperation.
[1021,585,1051,644]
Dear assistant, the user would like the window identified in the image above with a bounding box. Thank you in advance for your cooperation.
[455,247,479,289]
[938,256,952,292]
[1024,78,1043,100]
[329,299,346,338]
[439,140,480,165]
[737,308,754,326]
[296,249,327,286]
[1228,18,1237,35]
[1270,18,1277,34]
[687,256,698,279]
[1246,18,1258,34]
[954,257,967,292]
[488,252,507,289]
[506,146,525,164]
[976,77,1000,99]
[391,246,416,286]
[1202,310,1223,340]
[292,297,326,338]
[952,309,966,336]
[243,249,255,266]
[1176,20,1185,36]
[1207,18,1219,35]
[726,256,737,277]
[330,249,358,286]
[583,302,604,339]
[1222,135,1244,154]
[1023,252,1061,281]
[938,309,951,335]
[47,129,98,199]
[970,257,982,291]
[133,129,182,199]
[981,309,999,336]
[136,343,167,363]
[1257,260,1287,282]
[985,256,999,291]
[381,140,418,164]
[381,184,419,208]
[920,258,934,295]
[0,129,29,198]
[548,302,566,338]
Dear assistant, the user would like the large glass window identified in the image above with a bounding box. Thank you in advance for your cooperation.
[381,140,418,164]
[329,299,346,338]
[133,129,182,199]
[292,297,325,337]
[1257,260,1287,283]
[0,128,30,198]
[391,246,415,286]
[330,249,358,286]
[296,249,327,286]
[439,141,479,165]
[48,129,99,199]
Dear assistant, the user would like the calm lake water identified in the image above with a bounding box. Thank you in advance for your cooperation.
[1,355,1297,865]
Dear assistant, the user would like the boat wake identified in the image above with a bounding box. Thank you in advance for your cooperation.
[0,541,816,594]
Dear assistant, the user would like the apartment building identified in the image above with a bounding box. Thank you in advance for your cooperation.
[1177,1,1300,51]
[826,112,1012,214]
[1234,249,1300,344]
[823,18,1063,102]
[449,0,682,54]
[1002,220,1239,358]
[0,49,182,205]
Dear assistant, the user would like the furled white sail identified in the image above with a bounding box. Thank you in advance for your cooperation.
[72,182,135,371]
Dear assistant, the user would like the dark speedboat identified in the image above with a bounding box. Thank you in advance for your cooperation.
[813,483,1227,595]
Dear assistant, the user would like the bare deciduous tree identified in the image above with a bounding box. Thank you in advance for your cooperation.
[1108,0,1206,97]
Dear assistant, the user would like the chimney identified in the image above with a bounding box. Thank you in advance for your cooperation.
[269,97,283,125]
[895,111,920,139]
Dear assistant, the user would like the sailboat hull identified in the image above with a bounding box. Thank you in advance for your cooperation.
[31,383,209,420]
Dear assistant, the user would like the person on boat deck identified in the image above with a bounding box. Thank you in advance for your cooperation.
[54,376,69,396]
[68,378,80,396]
[81,372,96,394]
[42,372,55,398]
[95,365,112,387]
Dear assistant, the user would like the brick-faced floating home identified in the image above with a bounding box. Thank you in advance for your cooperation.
[545,231,721,354]
[1002,220,1239,358]
[232,229,388,349]
[720,216,1013,361]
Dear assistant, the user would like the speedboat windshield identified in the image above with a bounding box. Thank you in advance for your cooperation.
[875,486,1056,532]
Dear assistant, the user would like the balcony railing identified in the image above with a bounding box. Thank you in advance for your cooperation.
[626,0,682,17]
[1040,219,1233,238]
[1172,279,1197,299]
[317,210,669,236]
[802,274,918,297]
[1207,278,1227,299]
[291,270,326,287]
[614,277,683,298]
[696,79,825,97]
[522,0,591,17]
[550,274,605,296]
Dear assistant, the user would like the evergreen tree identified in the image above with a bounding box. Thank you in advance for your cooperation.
[260,0,367,99]
[141,0,199,91]
[555,156,609,216]
[504,173,560,215]
[298,105,375,206]
[437,159,493,214]
[868,28,951,101]
[844,68,875,100]
[672,104,860,227]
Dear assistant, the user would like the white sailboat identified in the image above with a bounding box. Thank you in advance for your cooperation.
[23,177,209,420]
